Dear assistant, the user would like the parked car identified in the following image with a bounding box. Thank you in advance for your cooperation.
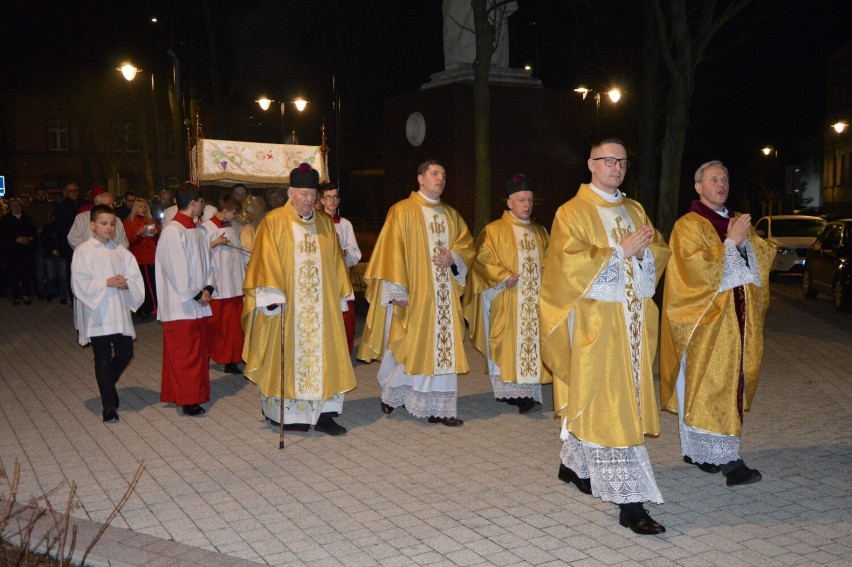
[754,215,826,279]
[802,219,852,311]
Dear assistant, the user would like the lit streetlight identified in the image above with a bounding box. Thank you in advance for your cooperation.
[573,86,623,138]
[256,97,309,144]
[832,121,848,134]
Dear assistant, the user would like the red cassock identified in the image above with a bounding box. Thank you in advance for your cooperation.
[161,319,210,405]
[207,296,245,364]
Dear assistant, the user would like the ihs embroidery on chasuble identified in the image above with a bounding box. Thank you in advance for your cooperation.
[423,208,456,374]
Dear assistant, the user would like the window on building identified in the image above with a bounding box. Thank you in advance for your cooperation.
[48,120,69,151]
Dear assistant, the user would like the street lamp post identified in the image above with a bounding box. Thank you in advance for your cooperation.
[118,62,163,190]
[256,97,308,144]
[760,146,781,214]
[574,86,622,139]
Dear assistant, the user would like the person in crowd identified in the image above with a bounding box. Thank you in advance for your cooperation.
[68,191,129,250]
[242,163,355,436]
[115,191,137,220]
[230,184,249,236]
[319,183,362,352]
[77,186,104,214]
[539,138,671,535]
[155,183,215,417]
[201,195,247,375]
[266,187,286,210]
[54,181,83,286]
[71,204,144,423]
[150,189,173,224]
[123,198,159,321]
[660,160,775,486]
[465,173,550,414]
[27,187,53,300]
[358,159,474,426]
[0,198,38,305]
[41,211,70,303]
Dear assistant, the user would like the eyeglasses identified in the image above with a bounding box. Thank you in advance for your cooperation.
[322,195,341,201]
[591,157,630,169]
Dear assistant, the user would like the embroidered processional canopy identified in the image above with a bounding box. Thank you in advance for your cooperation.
[191,138,328,186]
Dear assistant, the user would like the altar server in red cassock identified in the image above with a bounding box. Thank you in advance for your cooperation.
[155,183,216,416]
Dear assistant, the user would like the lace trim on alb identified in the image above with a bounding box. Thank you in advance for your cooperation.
[450,251,468,285]
[585,246,625,302]
[560,429,663,504]
[489,374,543,402]
[680,422,741,465]
[381,280,408,305]
[636,250,657,299]
[383,385,457,418]
[719,239,760,293]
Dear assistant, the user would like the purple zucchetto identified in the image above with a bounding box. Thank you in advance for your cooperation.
[289,163,319,189]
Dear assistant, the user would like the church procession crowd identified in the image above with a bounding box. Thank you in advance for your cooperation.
[0,137,776,537]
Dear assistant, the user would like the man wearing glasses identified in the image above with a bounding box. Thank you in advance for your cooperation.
[319,184,362,352]
[540,138,671,535]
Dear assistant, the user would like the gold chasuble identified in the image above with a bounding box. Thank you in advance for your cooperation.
[465,211,551,385]
[357,192,475,376]
[242,202,356,401]
[539,184,670,448]
[660,213,775,436]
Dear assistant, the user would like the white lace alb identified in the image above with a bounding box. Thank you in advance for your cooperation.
[560,430,663,504]
[381,280,408,305]
[383,385,457,418]
[719,239,761,293]
[680,422,741,465]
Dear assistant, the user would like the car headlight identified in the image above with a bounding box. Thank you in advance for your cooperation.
[776,247,794,255]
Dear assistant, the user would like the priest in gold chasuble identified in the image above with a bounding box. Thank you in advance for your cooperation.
[242,164,356,436]
[539,139,671,535]
[660,161,775,486]
[464,174,551,415]
[357,159,474,427]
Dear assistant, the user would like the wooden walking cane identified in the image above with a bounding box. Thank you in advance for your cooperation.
[279,303,286,449]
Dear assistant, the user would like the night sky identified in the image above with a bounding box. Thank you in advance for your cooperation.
[5,0,852,207]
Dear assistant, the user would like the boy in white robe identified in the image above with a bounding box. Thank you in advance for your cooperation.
[71,205,144,422]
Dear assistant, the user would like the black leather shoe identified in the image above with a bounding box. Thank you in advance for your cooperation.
[181,404,206,416]
[427,416,464,426]
[102,410,119,423]
[314,415,347,436]
[517,398,541,414]
[725,463,762,486]
[557,464,592,494]
[683,455,721,474]
[619,506,666,535]
[381,401,394,414]
[223,363,243,374]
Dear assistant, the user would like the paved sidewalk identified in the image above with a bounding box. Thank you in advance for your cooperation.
[0,291,850,566]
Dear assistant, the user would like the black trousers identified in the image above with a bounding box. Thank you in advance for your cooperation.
[91,334,134,414]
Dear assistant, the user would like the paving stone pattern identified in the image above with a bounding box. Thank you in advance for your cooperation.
[0,289,850,566]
